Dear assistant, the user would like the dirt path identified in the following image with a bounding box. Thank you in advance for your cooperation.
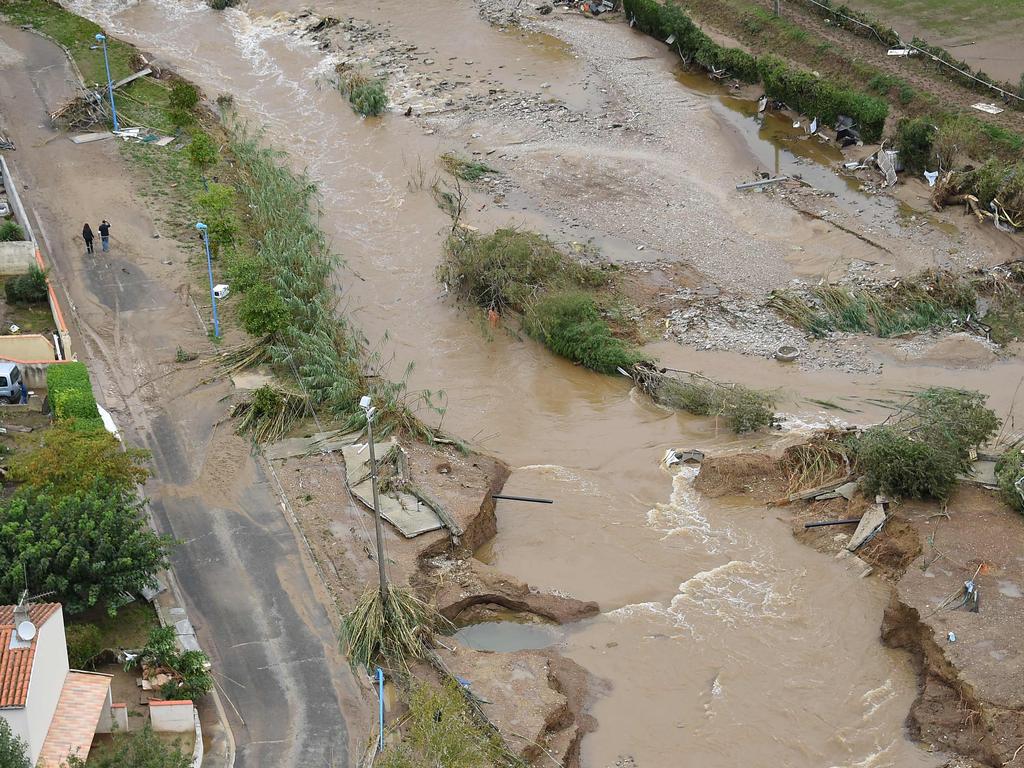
[0,24,370,768]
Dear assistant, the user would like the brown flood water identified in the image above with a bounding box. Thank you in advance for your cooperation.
[65,0,1024,764]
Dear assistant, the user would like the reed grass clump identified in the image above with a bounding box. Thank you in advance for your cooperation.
[377,680,524,768]
[341,71,387,116]
[847,388,998,499]
[438,228,608,313]
[340,586,449,672]
[768,272,978,339]
[439,153,498,182]
[231,385,308,443]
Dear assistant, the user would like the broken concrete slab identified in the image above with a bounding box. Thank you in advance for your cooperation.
[835,481,859,500]
[264,429,360,461]
[847,504,887,551]
[71,132,113,144]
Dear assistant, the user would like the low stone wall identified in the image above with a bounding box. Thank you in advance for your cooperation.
[149,700,194,732]
[0,241,36,274]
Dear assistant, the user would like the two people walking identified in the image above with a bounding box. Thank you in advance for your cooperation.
[82,219,111,254]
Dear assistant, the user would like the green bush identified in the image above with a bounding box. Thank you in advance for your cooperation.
[644,372,775,432]
[0,720,31,768]
[344,73,388,117]
[187,131,219,172]
[5,265,48,304]
[895,118,936,174]
[169,82,199,112]
[995,448,1024,513]
[223,249,267,293]
[524,291,644,374]
[238,283,289,336]
[439,228,606,313]
[47,361,102,427]
[849,388,999,499]
[0,221,25,241]
[67,623,104,668]
[195,183,238,253]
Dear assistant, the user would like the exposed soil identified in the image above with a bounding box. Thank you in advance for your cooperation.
[700,452,1024,768]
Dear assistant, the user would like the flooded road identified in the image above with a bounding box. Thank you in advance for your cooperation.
[61,0,1023,764]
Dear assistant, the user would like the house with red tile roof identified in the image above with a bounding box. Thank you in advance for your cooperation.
[1,602,120,767]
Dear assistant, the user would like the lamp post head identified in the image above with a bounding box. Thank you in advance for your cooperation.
[359,395,372,410]
[95,33,106,42]
[195,221,208,231]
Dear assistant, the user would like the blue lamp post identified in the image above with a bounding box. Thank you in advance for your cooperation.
[196,222,220,338]
[94,33,120,133]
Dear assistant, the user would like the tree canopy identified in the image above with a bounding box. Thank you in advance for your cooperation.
[0,720,31,768]
[0,480,171,614]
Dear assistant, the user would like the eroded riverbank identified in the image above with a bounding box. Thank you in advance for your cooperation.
[25,0,1024,764]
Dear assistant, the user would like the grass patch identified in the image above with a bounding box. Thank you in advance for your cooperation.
[67,601,160,665]
[523,291,646,374]
[378,680,524,768]
[439,152,498,182]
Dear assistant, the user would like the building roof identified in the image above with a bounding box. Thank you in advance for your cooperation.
[0,603,61,708]
[36,671,111,768]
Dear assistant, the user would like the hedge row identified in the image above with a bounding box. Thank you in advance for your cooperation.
[47,362,102,428]
[624,0,888,141]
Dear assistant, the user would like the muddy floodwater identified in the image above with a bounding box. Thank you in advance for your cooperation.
[64,0,1024,764]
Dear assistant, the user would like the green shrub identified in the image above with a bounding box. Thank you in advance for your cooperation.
[207,0,239,9]
[4,266,49,304]
[238,283,289,336]
[187,131,219,172]
[66,623,104,668]
[0,221,25,241]
[47,362,102,427]
[849,388,999,499]
[169,82,199,112]
[195,183,238,252]
[343,73,387,116]
[933,115,981,170]
[524,291,645,374]
[895,118,936,174]
[439,228,606,313]
[996,448,1024,513]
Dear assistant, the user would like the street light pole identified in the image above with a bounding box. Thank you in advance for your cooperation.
[195,222,220,338]
[360,396,388,602]
[95,34,120,133]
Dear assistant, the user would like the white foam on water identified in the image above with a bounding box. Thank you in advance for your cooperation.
[515,464,601,495]
[669,559,797,628]
[646,465,737,550]
[860,678,896,719]
[777,412,850,434]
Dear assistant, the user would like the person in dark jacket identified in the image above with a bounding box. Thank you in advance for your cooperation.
[98,220,111,252]
[82,223,94,254]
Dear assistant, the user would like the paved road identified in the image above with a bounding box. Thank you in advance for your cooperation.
[0,24,367,768]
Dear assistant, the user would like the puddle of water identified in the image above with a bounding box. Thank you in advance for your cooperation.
[453,621,562,652]
[897,199,961,237]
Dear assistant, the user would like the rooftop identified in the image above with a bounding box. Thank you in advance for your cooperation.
[0,603,61,708]
[36,671,112,768]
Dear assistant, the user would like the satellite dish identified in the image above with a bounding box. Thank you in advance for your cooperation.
[16,621,36,642]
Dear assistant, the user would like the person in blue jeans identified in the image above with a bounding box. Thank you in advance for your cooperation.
[98,219,111,252]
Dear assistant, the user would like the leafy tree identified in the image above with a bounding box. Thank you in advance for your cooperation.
[187,131,219,173]
[0,480,172,614]
[12,422,150,494]
[195,182,238,254]
[63,727,190,768]
[0,719,31,768]
[238,283,289,336]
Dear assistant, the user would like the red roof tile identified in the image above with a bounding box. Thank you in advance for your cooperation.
[0,603,61,708]
[36,671,111,767]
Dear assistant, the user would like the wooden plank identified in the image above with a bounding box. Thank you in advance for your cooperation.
[112,67,152,91]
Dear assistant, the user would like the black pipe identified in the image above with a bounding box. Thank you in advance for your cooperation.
[803,518,861,529]
[491,494,554,504]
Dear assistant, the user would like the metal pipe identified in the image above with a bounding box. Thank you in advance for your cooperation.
[195,222,220,338]
[376,667,385,753]
[95,34,120,133]
[491,494,554,504]
[365,410,388,601]
[803,518,861,529]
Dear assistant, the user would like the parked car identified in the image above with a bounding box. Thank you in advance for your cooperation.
[0,360,24,404]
